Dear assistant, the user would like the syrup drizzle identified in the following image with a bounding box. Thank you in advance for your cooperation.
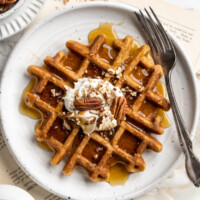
[107,164,130,186]
[19,78,41,119]
[88,22,118,45]
[20,80,53,151]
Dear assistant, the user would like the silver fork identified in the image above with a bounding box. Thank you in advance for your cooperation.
[135,7,200,187]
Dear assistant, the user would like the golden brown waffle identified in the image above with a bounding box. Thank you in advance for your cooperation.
[25,34,170,182]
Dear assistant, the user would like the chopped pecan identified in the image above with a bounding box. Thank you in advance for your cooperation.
[74,97,102,111]
[111,97,127,124]
[96,116,103,128]
[88,116,97,124]
[63,120,71,131]
[84,116,97,125]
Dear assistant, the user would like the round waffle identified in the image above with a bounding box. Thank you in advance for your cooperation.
[25,34,170,182]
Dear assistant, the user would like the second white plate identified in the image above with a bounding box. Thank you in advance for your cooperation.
[0,0,44,40]
[0,2,199,200]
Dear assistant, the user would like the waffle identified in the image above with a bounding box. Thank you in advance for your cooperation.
[25,34,170,182]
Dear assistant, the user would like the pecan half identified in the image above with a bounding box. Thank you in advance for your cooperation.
[74,97,102,111]
[111,97,127,124]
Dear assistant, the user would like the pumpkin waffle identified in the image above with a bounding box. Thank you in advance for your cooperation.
[25,34,170,182]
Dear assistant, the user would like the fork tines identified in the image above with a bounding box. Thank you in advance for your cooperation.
[135,7,174,53]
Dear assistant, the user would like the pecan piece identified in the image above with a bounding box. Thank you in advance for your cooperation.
[111,97,127,124]
[63,120,71,131]
[74,97,102,111]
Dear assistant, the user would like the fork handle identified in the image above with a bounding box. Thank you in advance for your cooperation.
[165,73,200,187]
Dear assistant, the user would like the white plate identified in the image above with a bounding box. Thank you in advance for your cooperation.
[0,2,199,200]
[0,0,44,40]
[0,0,25,20]
[0,185,34,200]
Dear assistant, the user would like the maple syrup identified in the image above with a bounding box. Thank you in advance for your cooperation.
[130,40,140,55]
[107,164,130,186]
[156,82,170,128]
[37,140,53,151]
[89,22,140,55]
[19,78,41,119]
[88,22,118,45]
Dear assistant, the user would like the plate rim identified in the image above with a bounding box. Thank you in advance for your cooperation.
[0,0,25,20]
[0,0,45,41]
[0,2,199,200]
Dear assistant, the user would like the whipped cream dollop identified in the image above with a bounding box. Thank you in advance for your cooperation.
[64,78,123,135]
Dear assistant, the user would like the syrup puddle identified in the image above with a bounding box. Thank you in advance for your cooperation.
[88,22,118,45]
[19,78,41,119]
[37,140,53,151]
[107,164,130,186]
